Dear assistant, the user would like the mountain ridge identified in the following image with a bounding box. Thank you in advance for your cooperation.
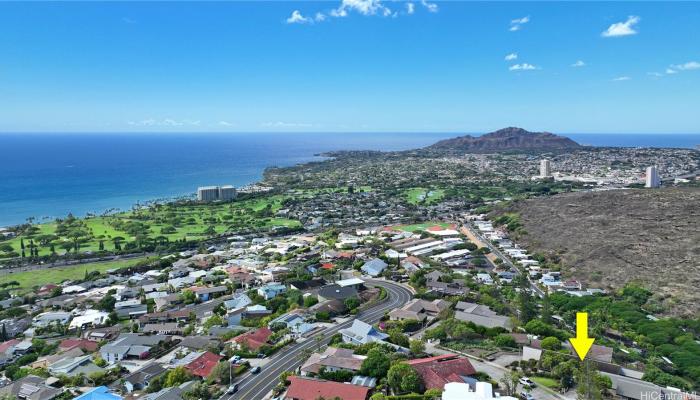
[426,127,582,153]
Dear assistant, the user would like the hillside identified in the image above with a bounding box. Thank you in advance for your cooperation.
[497,188,700,316]
[427,127,581,153]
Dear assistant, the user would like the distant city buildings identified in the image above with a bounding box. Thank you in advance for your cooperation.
[539,159,552,178]
[197,185,237,202]
[645,166,661,188]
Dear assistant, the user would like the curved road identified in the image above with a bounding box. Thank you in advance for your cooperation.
[223,279,413,400]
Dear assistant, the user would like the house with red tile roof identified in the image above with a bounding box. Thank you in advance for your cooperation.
[185,351,222,378]
[285,376,370,400]
[59,339,99,353]
[0,339,20,355]
[229,327,273,351]
[406,354,477,391]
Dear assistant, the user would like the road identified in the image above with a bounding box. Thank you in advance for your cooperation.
[460,224,545,298]
[222,279,414,400]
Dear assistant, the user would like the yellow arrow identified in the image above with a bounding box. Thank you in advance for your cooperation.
[569,312,595,361]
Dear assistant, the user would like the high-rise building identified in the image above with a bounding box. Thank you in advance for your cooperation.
[539,159,552,178]
[197,185,238,201]
[197,186,220,202]
[645,166,661,188]
[219,185,238,201]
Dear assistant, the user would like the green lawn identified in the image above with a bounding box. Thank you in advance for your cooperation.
[394,221,453,232]
[532,376,559,390]
[405,187,445,205]
[0,194,301,258]
[0,256,151,290]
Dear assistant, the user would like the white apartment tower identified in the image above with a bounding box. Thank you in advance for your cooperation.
[539,159,552,178]
[645,166,661,188]
[197,185,238,202]
[219,185,238,201]
[197,186,220,202]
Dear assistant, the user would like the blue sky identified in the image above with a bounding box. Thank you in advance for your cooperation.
[0,1,698,134]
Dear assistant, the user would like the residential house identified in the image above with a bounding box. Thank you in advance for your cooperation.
[339,320,389,345]
[68,309,109,330]
[285,376,370,400]
[406,354,477,391]
[142,323,182,335]
[47,354,104,377]
[317,284,358,302]
[257,283,287,300]
[300,347,366,376]
[0,375,62,400]
[268,312,315,335]
[361,258,387,277]
[191,286,227,302]
[230,327,273,351]
[100,334,169,364]
[58,338,99,353]
[115,299,148,319]
[32,311,72,328]
[454,302,513,330]
[388,299,449,322]
[184,351,222,379]
[124,363,166,393]
[73,386,123,400]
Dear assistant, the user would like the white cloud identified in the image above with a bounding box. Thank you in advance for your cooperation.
[670,61,700,71]
[217,121,234,127]
[612,76,631,81]
[332,0,391,17]
[665,68,678,75]
[261,121,315,128]
[505,53,518,61]
[315,12,326,22]
[601,16,640,37]
[121,17,136,24]
[509,63,538,71]
[128,118,200,127]
[510,16,529,31]
[648,72,663,77]
[421,0,438,13]
[405,2,415,14]
[286,10,312,24]
[571,60,586,67]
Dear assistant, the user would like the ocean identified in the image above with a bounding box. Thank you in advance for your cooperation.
[0,132,698,226]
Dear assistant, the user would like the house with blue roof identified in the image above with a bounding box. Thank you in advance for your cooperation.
[361,258,388,277]
[257,283,287,300]
[73,386,122,400]
[338,320,389,345]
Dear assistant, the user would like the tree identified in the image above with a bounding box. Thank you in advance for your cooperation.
[494,333,517,348]
[541,336,561,351]
[388,328,410,348]
[181,289,196,304]
[387,362,422,394]
[409,339,425,355]
[344,297,361,311]
[360,348,390,378]
[164,367,191,388]
[98,294,116,312]
[542,293,552,324]
[499,370,521,396]
[518,276,537,324]
[576,360,610,400]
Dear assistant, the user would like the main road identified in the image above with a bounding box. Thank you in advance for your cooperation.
[222,279,413,400]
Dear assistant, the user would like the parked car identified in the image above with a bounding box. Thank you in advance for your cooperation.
[251,366,262,374]
[520,391,535,400]
[226,384,239,394]
[257,353,267,358]
[519,377,536,388]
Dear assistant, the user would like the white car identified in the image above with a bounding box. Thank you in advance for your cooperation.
[519,377,536,388]
[226,384,239,394]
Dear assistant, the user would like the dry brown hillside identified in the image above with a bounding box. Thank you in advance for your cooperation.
[498,188,700,316]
